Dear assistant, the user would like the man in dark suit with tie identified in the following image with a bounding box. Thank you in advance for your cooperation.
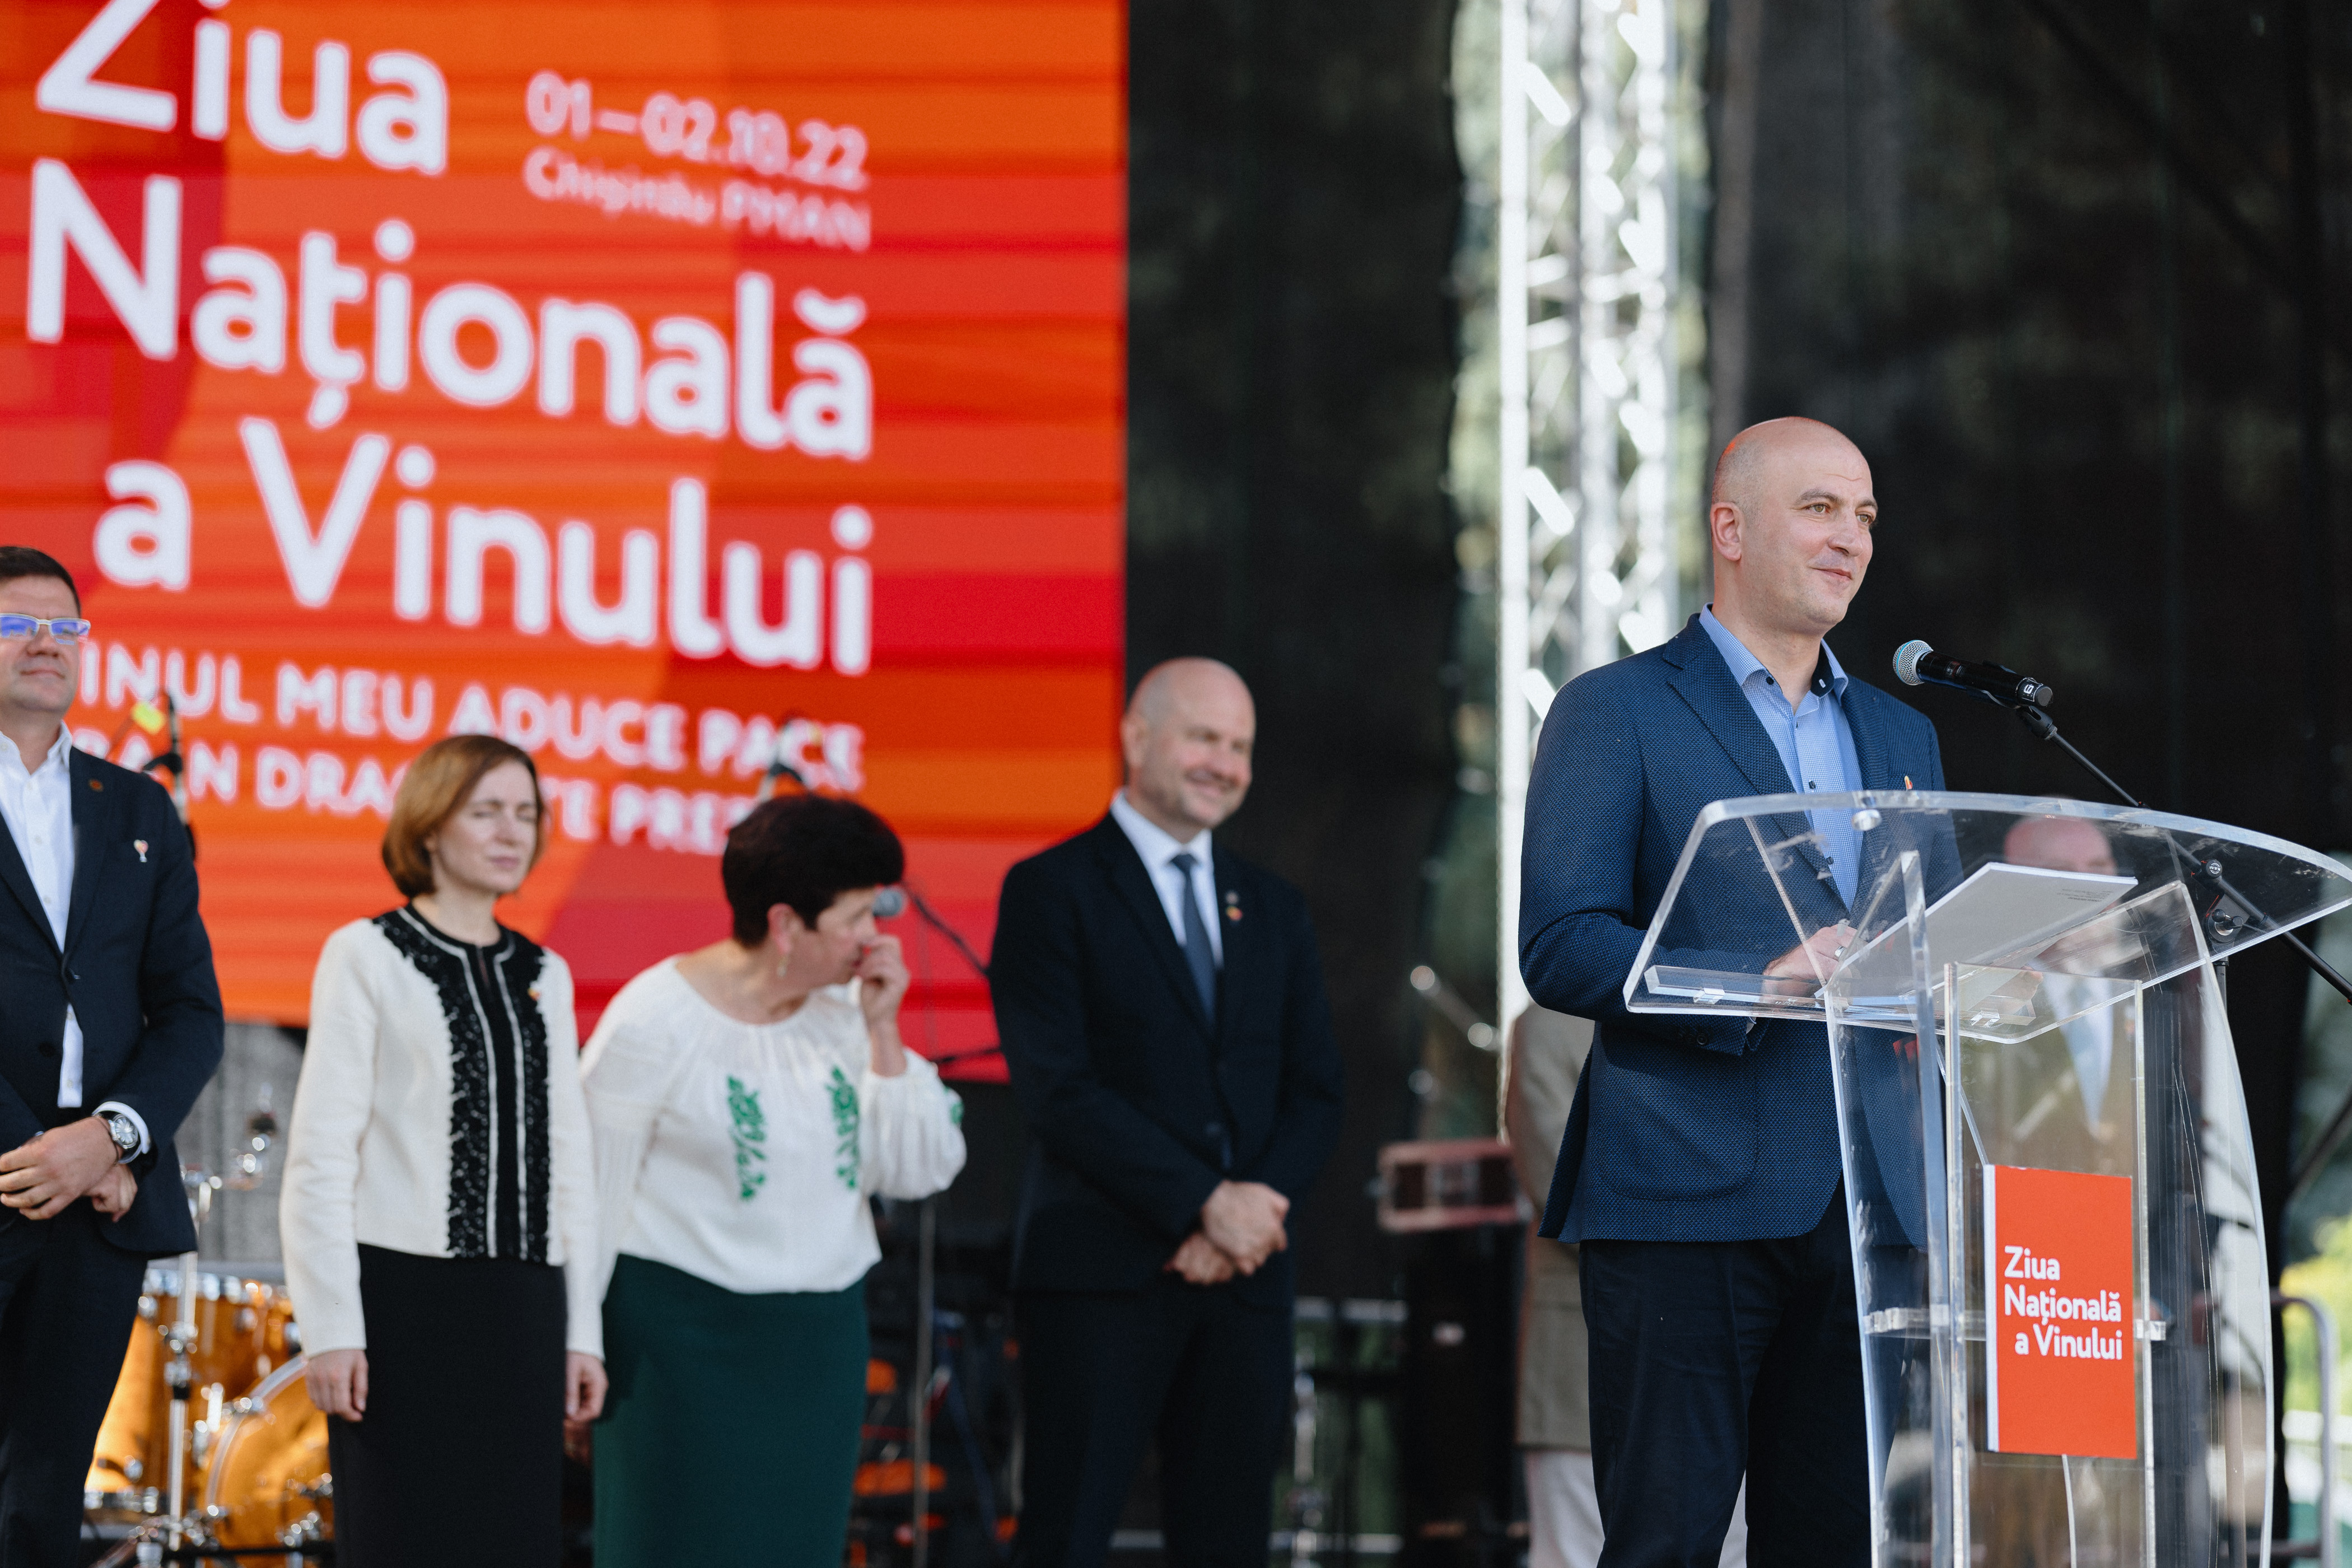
[0,547,223,1567]
[992,657,1345,1567]
[1520,421,1946,1567]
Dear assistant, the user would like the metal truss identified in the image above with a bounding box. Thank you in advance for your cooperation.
[1497,0,1680,1032]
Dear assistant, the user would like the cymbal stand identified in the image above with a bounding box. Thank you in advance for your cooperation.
[133,1102,280,1562]
[151,1175,217,1560]
[159,1249,198,1559]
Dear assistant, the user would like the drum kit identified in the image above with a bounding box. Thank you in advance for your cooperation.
[81,1100,333,1566]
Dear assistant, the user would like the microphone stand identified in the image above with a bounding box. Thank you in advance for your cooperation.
[2003,698,2352,1200]
[753,739,982,1561]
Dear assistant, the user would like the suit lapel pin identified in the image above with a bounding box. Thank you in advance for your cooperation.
[133,839,149,863]
[1223,890,1242,922]
[1903,775,1914,790]
[88,779,101,790]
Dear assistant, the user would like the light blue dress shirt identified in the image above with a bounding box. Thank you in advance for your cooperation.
[1698,606,1864,906]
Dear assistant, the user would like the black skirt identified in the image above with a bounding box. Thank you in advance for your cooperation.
[327,1244,567,1568]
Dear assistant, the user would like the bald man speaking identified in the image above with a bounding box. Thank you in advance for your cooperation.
[1519,420,1945,1566]
[992,658,1345,1566]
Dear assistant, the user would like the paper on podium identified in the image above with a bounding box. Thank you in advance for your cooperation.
[1644,861,2136,1011]
[1851,860,2138,973]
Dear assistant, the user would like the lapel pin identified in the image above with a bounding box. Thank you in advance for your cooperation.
[1223,891,1242,922]
[88,779,101,791]
[133,839,149,863]
[1903,776,1913,790]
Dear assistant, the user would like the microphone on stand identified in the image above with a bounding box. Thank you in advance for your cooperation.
[1892,640,2056,710]
[754,712,812,803]
[155,692,189,824]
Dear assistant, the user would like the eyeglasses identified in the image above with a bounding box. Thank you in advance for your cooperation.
[0,615,92,644]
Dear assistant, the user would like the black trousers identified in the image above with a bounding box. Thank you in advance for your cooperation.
[328,1244,566,1568]
[1580,1189,1868,1568]
[1012,1277,1291,1568]
[0,1203,146,1568]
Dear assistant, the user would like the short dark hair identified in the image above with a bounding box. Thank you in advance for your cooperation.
[722,794,904,945]
[0,547,81,611]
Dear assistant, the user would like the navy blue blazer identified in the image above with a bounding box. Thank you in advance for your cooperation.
[991,816,1345,1306]
[0,749,224,1256]
[1524,614,1947,1244]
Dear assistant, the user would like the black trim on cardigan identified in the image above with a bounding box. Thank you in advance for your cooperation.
[372,907,553,1261]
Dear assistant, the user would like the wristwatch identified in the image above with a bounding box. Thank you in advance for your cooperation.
[96,1110,140,1165]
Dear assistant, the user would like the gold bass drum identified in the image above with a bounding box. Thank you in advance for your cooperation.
[200,1356,332,1551]
[85,1268,295,1519]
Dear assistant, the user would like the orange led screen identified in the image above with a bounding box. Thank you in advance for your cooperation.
[1,0,1127,1074]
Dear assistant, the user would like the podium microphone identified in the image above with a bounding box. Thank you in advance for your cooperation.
[1892,641,2055,710]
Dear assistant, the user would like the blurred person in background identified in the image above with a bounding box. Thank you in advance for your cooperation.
[991,657,1345,1567]
[0,546,223,1568]
[580,792,965,1566]
[1974,815,2133,1567]
[1997,815,2134,1172]
[1505,1006,1746,1568]
[279,735,604,1568]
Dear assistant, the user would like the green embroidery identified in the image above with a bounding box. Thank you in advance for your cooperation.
[725,1076,768,1201]
[827,1066,861,1190]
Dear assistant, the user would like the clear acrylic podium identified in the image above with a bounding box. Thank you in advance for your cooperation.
[1626,791,2352,1567]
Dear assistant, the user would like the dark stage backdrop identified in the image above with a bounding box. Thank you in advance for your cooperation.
[1122,0,1466,1300]
[1704,0,2352,1264]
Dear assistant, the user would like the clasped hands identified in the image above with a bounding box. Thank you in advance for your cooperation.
[1164,1179,1289,1287]
[0,1118,136,1222]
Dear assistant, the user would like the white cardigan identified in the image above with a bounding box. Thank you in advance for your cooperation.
[581,960,966,1299]
[281,911,603,1357]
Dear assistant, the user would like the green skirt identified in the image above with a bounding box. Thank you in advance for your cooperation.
[595,1254,869,1565]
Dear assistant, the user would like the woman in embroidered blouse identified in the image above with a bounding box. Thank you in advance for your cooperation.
[581,792,966,1566]
[279,736,604,1568]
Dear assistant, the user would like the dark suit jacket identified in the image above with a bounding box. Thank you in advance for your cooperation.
[0,746,223,1255]
[1523,614,1949,1245]
[991,815,1345,1306]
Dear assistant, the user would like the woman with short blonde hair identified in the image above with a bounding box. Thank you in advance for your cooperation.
[281,735,603,1568]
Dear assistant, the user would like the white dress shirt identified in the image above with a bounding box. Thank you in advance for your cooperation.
[0,726,146,1152]
[1109,790,1222,965]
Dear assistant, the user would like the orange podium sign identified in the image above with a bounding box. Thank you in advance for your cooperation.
[1,0,1127,1066]
[1983,1163,2138,1459]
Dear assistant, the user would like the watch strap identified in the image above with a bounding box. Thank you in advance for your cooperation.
[98,1111,139,1163]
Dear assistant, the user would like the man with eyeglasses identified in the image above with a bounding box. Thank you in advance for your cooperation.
[0,545,223,1567]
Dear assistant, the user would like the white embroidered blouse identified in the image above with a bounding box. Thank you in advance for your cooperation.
[580,959,967,1298]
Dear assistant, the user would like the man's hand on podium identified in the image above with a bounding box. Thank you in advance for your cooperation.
[1765,922,1856,983]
